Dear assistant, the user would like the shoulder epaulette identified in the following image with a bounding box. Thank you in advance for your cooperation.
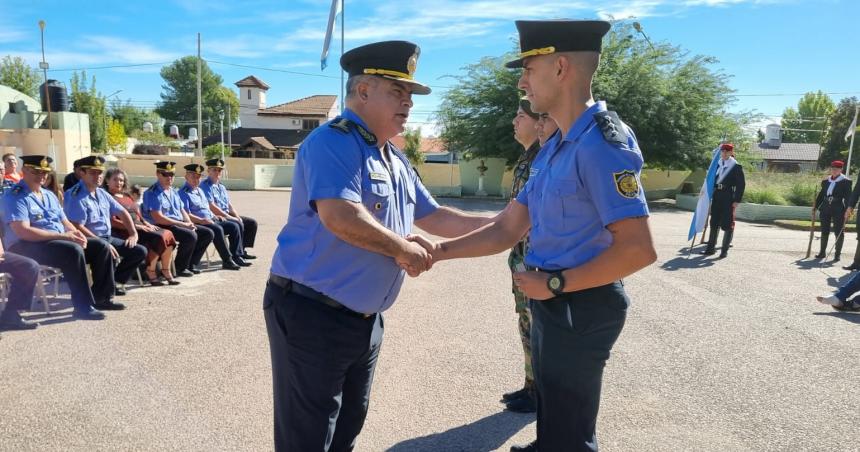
[594,110,628,145]
[182,186,191,193]
[70,184,82,196]
[328,117,378,145]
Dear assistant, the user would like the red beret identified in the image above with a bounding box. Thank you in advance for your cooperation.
[831,160,844,168]
[720,143,734,152]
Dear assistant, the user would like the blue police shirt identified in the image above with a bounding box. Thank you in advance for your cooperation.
[0,179,14,219]
[142,182,185,223]
[2,182,67,248]
[178,183,214,220]
[516,101,649,270]
[63,180,125,237]
[200,177,230,212]
[270,108,439,314]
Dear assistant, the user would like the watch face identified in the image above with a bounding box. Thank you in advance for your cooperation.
[549,276,562,290]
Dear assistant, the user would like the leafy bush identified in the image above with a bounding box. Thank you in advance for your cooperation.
[786,182,819,207]
[743,187,787,205]
[132,144,169,155]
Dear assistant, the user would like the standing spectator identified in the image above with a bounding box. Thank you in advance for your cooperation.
[3,153,21,184]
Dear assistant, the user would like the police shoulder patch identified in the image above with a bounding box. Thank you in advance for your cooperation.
[70,184,81,196]
[594,110,628,145]
[329,117,351,134]
[613,170,639,199]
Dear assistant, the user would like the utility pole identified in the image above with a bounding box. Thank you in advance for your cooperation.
[219,110,225,162]
[197,32,203,157]
[847,105,859,177]
[340,0,345,112]
[227,103,232,150]
[38,20,54,160]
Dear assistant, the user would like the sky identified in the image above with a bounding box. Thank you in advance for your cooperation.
[1,0,858,135]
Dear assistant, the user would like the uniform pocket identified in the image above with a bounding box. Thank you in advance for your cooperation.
[365,181,391,216]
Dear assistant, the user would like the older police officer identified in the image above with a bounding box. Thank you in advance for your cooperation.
[179,163,244,270]
[64,155,147,299]
[3,156,112,319]
[142,161,213,277]
[410,21,657,452]
[265,40,495,451]
[200,158,257,260]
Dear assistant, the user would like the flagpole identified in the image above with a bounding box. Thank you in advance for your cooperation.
[847,105,858,177]
[340,0,345,113]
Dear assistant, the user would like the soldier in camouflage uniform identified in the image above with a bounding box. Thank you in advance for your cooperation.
[503,97,542,413]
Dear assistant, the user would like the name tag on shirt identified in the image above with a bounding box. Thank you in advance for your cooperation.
[530,168,540,177]
[369,172,389,182]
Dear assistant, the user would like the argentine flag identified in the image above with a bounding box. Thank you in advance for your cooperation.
[687,147,722,241]
[320,0,343,70]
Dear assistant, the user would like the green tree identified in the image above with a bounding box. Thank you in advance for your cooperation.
[110,99,160,135]
[106,118,127,153]
[69,71,108,151]
[0,55,41,98]
[780,91,834,144]
[436,22,744,169]
[130,129,176,148]
[156,57,239,137]
[402,127,424,166]
[820,97,860,170]
[204,143,229,160]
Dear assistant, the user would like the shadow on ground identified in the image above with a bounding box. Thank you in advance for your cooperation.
[386,411,533,452]
[812,311,860,325]
[660,247,718,270]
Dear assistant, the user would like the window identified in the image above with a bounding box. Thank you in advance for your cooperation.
[8,102,17,113]
[247,89,251,100]
[302,119,320,130]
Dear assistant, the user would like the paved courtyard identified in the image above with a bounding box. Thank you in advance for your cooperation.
[1,192,858,451]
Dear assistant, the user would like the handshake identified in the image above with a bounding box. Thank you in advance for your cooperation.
[396,234,440,277]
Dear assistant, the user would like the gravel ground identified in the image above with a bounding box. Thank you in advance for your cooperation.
[0,192,857,452]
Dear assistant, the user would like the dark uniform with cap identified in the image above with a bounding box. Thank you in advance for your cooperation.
[64,155,147,295]
[142,161,213,276]
[2,156,110,319]
[703,143,745,258]
[506,20,649,452]
[264,41,438,451]
[178,163,245,270]
[814,160,851,260]
[200,158,258,259]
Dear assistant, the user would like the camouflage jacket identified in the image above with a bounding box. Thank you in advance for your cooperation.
[508,141,541,271]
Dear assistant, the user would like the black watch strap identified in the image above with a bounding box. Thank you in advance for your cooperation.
[547,271,566,296]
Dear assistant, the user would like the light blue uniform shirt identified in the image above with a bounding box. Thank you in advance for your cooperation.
[200,177,229,211]
[63,180,125,237]
[2,182,67,248]
[516,101,649,271]
[141,182,185,223]
[178,182,214,220]
[271,108,439,314]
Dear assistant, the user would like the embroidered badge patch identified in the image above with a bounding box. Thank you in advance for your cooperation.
[369,172,388,182]
[613,170,639,199]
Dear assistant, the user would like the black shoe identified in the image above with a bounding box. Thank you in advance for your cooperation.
[0,314,37,331]
[510,440,537,452]
[94,300,126,311]
[501,387,528,403]
[834,255,841,262]
[72,307,105,320]
[177,270,194,277]
[222,261,241,270]
[701,249,716,255]
[718,252,728,259]
[190,268,202,274]
[241,253,257,260]
[233,257,252,267]
[505,394,536,413]
[843,264,860,271]
[115,287,127,296]
[833,301,860,312]
[815,253,826,259]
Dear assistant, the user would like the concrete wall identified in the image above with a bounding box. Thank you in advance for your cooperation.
[114,154,291,190]
[459,158,508,197]
[0,118,92,173]
[255,164,295,189]
[417,163,462,197]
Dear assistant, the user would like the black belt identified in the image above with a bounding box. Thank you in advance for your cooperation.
[268,274,373,319]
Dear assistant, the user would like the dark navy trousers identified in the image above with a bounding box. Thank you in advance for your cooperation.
[530,282,628,452]
[103,236,147,284]
[198,219,240,262]
[263,282,383,452]
[0,251,40,313]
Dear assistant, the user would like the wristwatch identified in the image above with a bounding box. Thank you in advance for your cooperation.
[546,271,566,296]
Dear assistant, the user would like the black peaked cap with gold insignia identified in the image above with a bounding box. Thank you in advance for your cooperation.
[21,155,53,171]
[205,158,225,168]
[340,40,431,95]
[506,20,611,68]
[154,161,177,173]
[184,163,204,174]
[78,155,106,171]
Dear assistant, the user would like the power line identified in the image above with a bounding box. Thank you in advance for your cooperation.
[49,62,170,72]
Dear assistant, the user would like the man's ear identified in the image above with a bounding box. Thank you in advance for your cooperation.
[555,55,568,80]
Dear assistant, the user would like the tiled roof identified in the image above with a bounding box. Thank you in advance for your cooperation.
[242,136,276,151]
[234,75,270,90]
[389,135,447,154]
[259,95,337,117]
[749,142,821,162]
[199,127,310,149]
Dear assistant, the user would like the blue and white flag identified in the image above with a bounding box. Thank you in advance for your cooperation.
[320,0,342,70]
[687,147,722,241]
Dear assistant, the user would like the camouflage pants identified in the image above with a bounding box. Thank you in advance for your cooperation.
[512,278,534,386]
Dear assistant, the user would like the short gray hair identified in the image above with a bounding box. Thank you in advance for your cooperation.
[345,75,378,99]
